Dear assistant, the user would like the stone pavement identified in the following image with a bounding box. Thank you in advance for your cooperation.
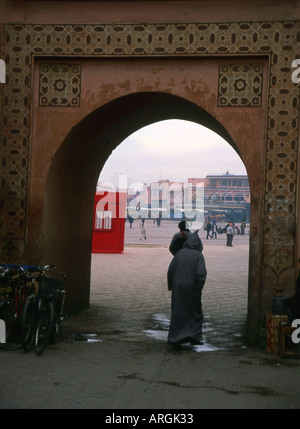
[79,239,249,349]
[1,224,300,410]
[71,220,250,349]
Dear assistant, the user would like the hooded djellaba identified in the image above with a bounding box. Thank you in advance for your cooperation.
[167,230,207,349]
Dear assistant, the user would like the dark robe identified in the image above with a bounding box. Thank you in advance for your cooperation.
[167,231,207,345]
[287,271,300,319]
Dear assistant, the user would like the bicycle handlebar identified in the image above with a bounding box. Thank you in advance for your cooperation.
[0,263,58,280]
[0,264,20,280]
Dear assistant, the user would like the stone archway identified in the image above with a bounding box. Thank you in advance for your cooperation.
[38,90,261,343]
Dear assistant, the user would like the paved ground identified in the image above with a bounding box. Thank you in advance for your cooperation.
[78,221,250,349]
[1,221,300,410]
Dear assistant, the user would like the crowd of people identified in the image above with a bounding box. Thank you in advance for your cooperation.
[128,212,247,244]
[204,218,246,238]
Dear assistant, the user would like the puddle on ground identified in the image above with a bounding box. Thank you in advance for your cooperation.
[143,313,226,352]
[191,343,224,352]
[67,329,126,344]
[68,332,104,344]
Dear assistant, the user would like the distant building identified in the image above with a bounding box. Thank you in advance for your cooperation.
[188,172,250,223]
[147,173,250,222]
[98,171,250,223]
[188,171,250,206]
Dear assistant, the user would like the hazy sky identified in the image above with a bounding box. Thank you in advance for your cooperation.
[98,119,247,188]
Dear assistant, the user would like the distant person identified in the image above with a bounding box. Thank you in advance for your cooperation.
[226,222,234,247]
[206,220,212,239]
[127,213,134,228]
[169,220,191,255]
[241,220,245,235]
[212,221,217,239]
[167,231,207,349]
[139,219,146,240]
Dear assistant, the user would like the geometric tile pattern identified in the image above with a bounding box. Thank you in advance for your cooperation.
[218,64,263,107]
[39,64,81,107]
[0,21,299,284]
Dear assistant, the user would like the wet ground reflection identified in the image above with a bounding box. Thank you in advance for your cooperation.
[63,309,246,351]
[143,312,246,352]
[69,332,104,344]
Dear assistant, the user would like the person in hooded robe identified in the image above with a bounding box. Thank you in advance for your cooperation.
[167,230,207,349]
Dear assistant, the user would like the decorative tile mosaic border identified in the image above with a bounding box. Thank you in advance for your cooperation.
[218,63,263,107]
[0,21,299,279]
[39,63,81,107]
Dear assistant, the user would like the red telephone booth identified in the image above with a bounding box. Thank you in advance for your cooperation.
[92,191,127,253]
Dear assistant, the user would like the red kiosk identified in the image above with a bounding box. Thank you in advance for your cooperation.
[92,191,127,253]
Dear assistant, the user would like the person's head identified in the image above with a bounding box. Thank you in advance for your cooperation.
[184,230,203,252]
[178,220,186,231]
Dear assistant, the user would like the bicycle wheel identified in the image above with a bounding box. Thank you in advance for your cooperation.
[22,295,37,352]
[35,300,54,355]
[0,298,24,350]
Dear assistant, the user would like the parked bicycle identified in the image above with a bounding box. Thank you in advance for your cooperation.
[22,266,66,355]
[0,264,36,350]
[21,264,54,352]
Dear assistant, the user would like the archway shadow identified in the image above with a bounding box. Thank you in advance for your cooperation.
[41,91,257,342]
